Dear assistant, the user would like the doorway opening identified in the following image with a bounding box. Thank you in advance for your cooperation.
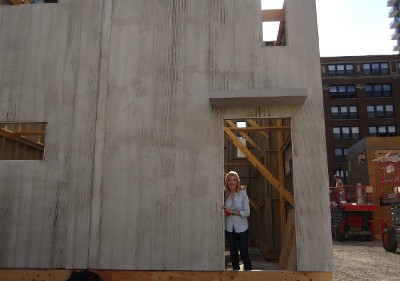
[223,117,294,270]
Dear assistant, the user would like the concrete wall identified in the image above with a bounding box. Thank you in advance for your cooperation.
[0,0,332,271]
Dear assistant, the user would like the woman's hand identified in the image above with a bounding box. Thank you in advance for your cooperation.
[222,206,232,216]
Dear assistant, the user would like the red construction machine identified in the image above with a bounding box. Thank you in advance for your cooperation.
[330,184,379,241]
[376,157,400,252]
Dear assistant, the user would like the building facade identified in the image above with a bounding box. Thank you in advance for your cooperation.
[321,55,400,186]
[388,0,400,52]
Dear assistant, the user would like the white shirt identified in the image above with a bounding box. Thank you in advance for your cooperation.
[224,189,250,233]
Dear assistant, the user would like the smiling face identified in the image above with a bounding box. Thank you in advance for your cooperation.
[225,171,241,193]
[226,174,239,192]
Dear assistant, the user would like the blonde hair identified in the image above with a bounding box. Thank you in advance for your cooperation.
[224,171,241,193]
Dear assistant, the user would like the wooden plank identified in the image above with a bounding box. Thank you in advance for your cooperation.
[224,127,294,206]
[0,269,332,281]
[277,119,286,239]
[287,232,297,270]
[227,126,291,132]
[278,209,296,270]
[224,163,252,166]
[275,20,286,46]
[9,0,32,4]
[280,131,291,152]
[13,130,46,135]
[0,269,71,280]
[280,196,286,241]
[276,119,285,184]
[261,9,285,22]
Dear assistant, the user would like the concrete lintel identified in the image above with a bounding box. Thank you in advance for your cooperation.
[209,88,308,107]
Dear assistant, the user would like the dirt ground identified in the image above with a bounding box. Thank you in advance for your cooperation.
[333,239,400,281]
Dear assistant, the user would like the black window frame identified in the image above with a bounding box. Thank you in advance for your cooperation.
[329,85,357,99]
[362,62,390,75]
[331,105,358,119]
[327,64,354,76]
[332,126,360,140]
[368,125,397,136]
[367,104,395,119]
[365,83,392,98]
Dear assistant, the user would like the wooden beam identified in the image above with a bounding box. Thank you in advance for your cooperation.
[246,119,269,140]
[225,120,261,151]
[280,131,291,152]
[279,209,296,270]
[224,163,252,166]
[224,127,294,206]
[227,126,291,132]
[0,269,332,281]
[280,196,287,242]
[276,119,285,185]
[275,20,286,46]
[261,9,285,22]
[277,119,287,239]
[9,0,32,4]
[13,130,46,135]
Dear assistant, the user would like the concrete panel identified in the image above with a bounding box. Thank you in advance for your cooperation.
[0,0,332,271]
[0,0,103,268]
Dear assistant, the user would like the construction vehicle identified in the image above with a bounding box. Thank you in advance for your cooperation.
[330,184,378,241]
[375,156,400,252]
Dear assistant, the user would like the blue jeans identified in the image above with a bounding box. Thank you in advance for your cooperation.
[225,228,252,270]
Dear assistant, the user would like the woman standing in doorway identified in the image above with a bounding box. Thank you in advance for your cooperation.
[222,171,252,270]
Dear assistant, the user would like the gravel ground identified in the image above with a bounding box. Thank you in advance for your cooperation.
[333,239,400,281]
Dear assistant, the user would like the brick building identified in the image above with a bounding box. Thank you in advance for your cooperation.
[321,55,400,186]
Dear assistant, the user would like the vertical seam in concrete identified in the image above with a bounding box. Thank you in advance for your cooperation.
[88,0,113,269]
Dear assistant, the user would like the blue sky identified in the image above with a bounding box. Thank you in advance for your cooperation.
[261,0,398,57]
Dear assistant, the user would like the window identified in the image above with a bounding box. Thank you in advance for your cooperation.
[367,104,395,118]
[329,85,356,98]
[0,122,46,160]
[339,106,348,119]
[327,64,354,76]
[333,127,341,140]
[369,125,397,136]
[334,148,348,162]
[362,62,390,75]
[332,126,360,140]
[352,127,360,139]
[331,107,339,119]
[367,106,374,118]
[376,105,385,117]
[331,106,358,119]
[349,106,358,119]
[342,127,350,140]
[386,105,395,117]
[365,83,392,98]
